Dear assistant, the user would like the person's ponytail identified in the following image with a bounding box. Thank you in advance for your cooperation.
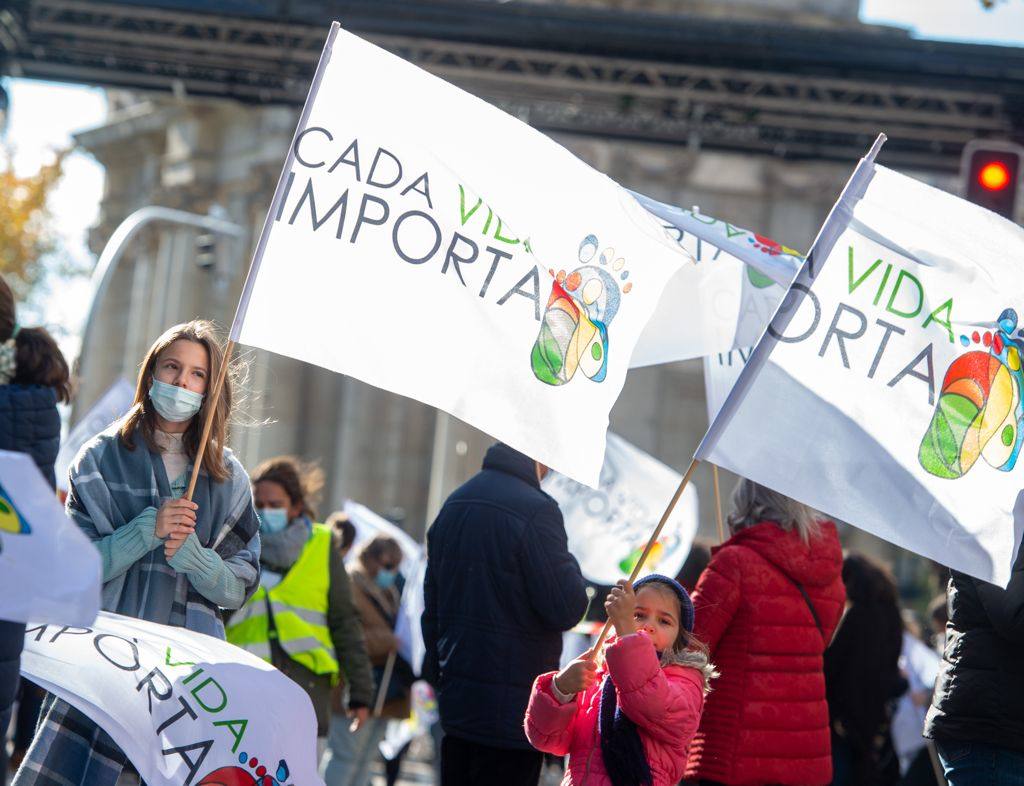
[12,327,72,402]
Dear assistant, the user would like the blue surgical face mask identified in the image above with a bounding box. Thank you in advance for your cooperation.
[258,507,289,534]
[149,379,204,423]
[375,568,397,590]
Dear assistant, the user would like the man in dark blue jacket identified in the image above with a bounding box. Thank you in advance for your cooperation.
[422,442,588,786]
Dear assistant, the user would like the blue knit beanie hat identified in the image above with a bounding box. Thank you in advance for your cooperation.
[633,573,695,633]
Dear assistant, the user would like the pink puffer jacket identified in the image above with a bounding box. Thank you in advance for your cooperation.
[525,632,705,786]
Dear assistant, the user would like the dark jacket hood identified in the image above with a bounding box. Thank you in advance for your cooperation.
[482,442,539,489]
[721,520,842,588]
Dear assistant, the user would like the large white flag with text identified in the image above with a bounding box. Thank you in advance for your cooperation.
[232,25,690,487]
[20,612,323,786]
[543,433,699,585]
[699,153,1024,587]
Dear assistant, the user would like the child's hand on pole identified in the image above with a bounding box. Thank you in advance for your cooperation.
[605,579,638,638]
[554,649,598,697]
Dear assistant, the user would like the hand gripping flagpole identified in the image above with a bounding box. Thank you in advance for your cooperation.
[184,22,341,501]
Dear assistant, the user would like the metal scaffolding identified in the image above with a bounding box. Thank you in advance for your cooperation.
[2,0,1022,170]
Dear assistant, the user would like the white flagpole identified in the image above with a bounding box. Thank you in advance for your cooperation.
[695,133,887,464]
[184,22,341,500]
[228,21,341,342]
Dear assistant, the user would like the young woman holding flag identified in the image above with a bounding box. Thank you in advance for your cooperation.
[13,320,261,786]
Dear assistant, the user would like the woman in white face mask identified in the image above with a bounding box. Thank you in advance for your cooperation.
[14,320,262,786]
[225,457,375,759]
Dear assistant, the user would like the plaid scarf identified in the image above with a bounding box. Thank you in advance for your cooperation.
[65,421,260,638]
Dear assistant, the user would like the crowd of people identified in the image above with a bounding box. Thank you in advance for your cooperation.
[1,273,1022,786]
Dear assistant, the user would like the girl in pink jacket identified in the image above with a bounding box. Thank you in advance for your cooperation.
[525,574,714,786]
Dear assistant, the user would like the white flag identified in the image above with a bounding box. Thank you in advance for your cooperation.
[543,433,698,585]
[393,555,426,676]
[230,25,689,488]
[0,450,100,626]
[55,378,135,492]
[20,611,323,786]
[342,500,422,574]
[703,348,752,423]
[629,198,798,368]
[699,143,1024,587]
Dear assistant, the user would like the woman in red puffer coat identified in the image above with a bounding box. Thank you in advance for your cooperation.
[685,479,846,786]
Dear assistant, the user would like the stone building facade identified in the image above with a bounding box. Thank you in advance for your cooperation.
[70,0,964,556]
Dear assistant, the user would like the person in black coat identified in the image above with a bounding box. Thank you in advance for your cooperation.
[824,553,906,786]
[422,442,588,786]
[924,540,1024,785]
[0,274,71,785]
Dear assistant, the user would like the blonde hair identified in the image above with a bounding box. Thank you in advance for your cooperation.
[727,478,821,543]
[120,320,234,483]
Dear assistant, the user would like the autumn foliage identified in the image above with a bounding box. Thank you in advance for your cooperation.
[0,147,66,298]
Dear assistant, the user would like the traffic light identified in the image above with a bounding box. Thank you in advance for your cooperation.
[960,140,1022,220]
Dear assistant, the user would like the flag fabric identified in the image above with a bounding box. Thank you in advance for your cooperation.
[631,192,804,288]
[629,196,798,368]
[0,450,100,626]
[54,379,135,493]
[542,433,699,585]
[703,348,752,423]
[698,145,1024,587]
[20,611,323,786]
[392,554,426,676]
[231,24,690,487]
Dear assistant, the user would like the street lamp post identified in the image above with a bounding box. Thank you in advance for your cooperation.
[76,206,247,415]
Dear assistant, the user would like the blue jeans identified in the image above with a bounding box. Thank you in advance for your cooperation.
[936,740,1024,786]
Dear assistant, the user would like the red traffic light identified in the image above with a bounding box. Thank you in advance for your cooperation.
[978,161,1011,192]
[961,141,1022,220]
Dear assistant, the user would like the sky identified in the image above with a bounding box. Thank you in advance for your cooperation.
[2,0,1022,362]
[3,79,106,360]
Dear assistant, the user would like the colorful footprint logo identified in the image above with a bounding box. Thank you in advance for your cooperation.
[531,235,631,386]
[0,483,30,535]
[919,308,1024,479]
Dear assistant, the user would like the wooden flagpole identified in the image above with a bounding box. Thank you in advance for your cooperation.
[374,650,398,718]
[184,339,236,502]
[712,464,725,543]
[180,25,340,503]
[589,457,700,657]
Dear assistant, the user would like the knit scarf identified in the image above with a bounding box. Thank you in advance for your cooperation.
[599,668,653,786]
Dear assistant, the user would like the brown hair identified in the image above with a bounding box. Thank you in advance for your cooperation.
[358,534,401,567]
[0,275,72,402]
[326,511,357,551]
[636,578,717,692]
[119,320,233,483]
[251,455,324,520]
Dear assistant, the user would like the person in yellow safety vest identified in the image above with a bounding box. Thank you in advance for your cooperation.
[226,456,375,751]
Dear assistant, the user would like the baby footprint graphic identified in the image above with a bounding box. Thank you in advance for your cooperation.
[919,308,1024,478]
[531,235,630,386]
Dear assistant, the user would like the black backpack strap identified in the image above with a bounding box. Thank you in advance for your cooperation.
[789,576,825,642]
